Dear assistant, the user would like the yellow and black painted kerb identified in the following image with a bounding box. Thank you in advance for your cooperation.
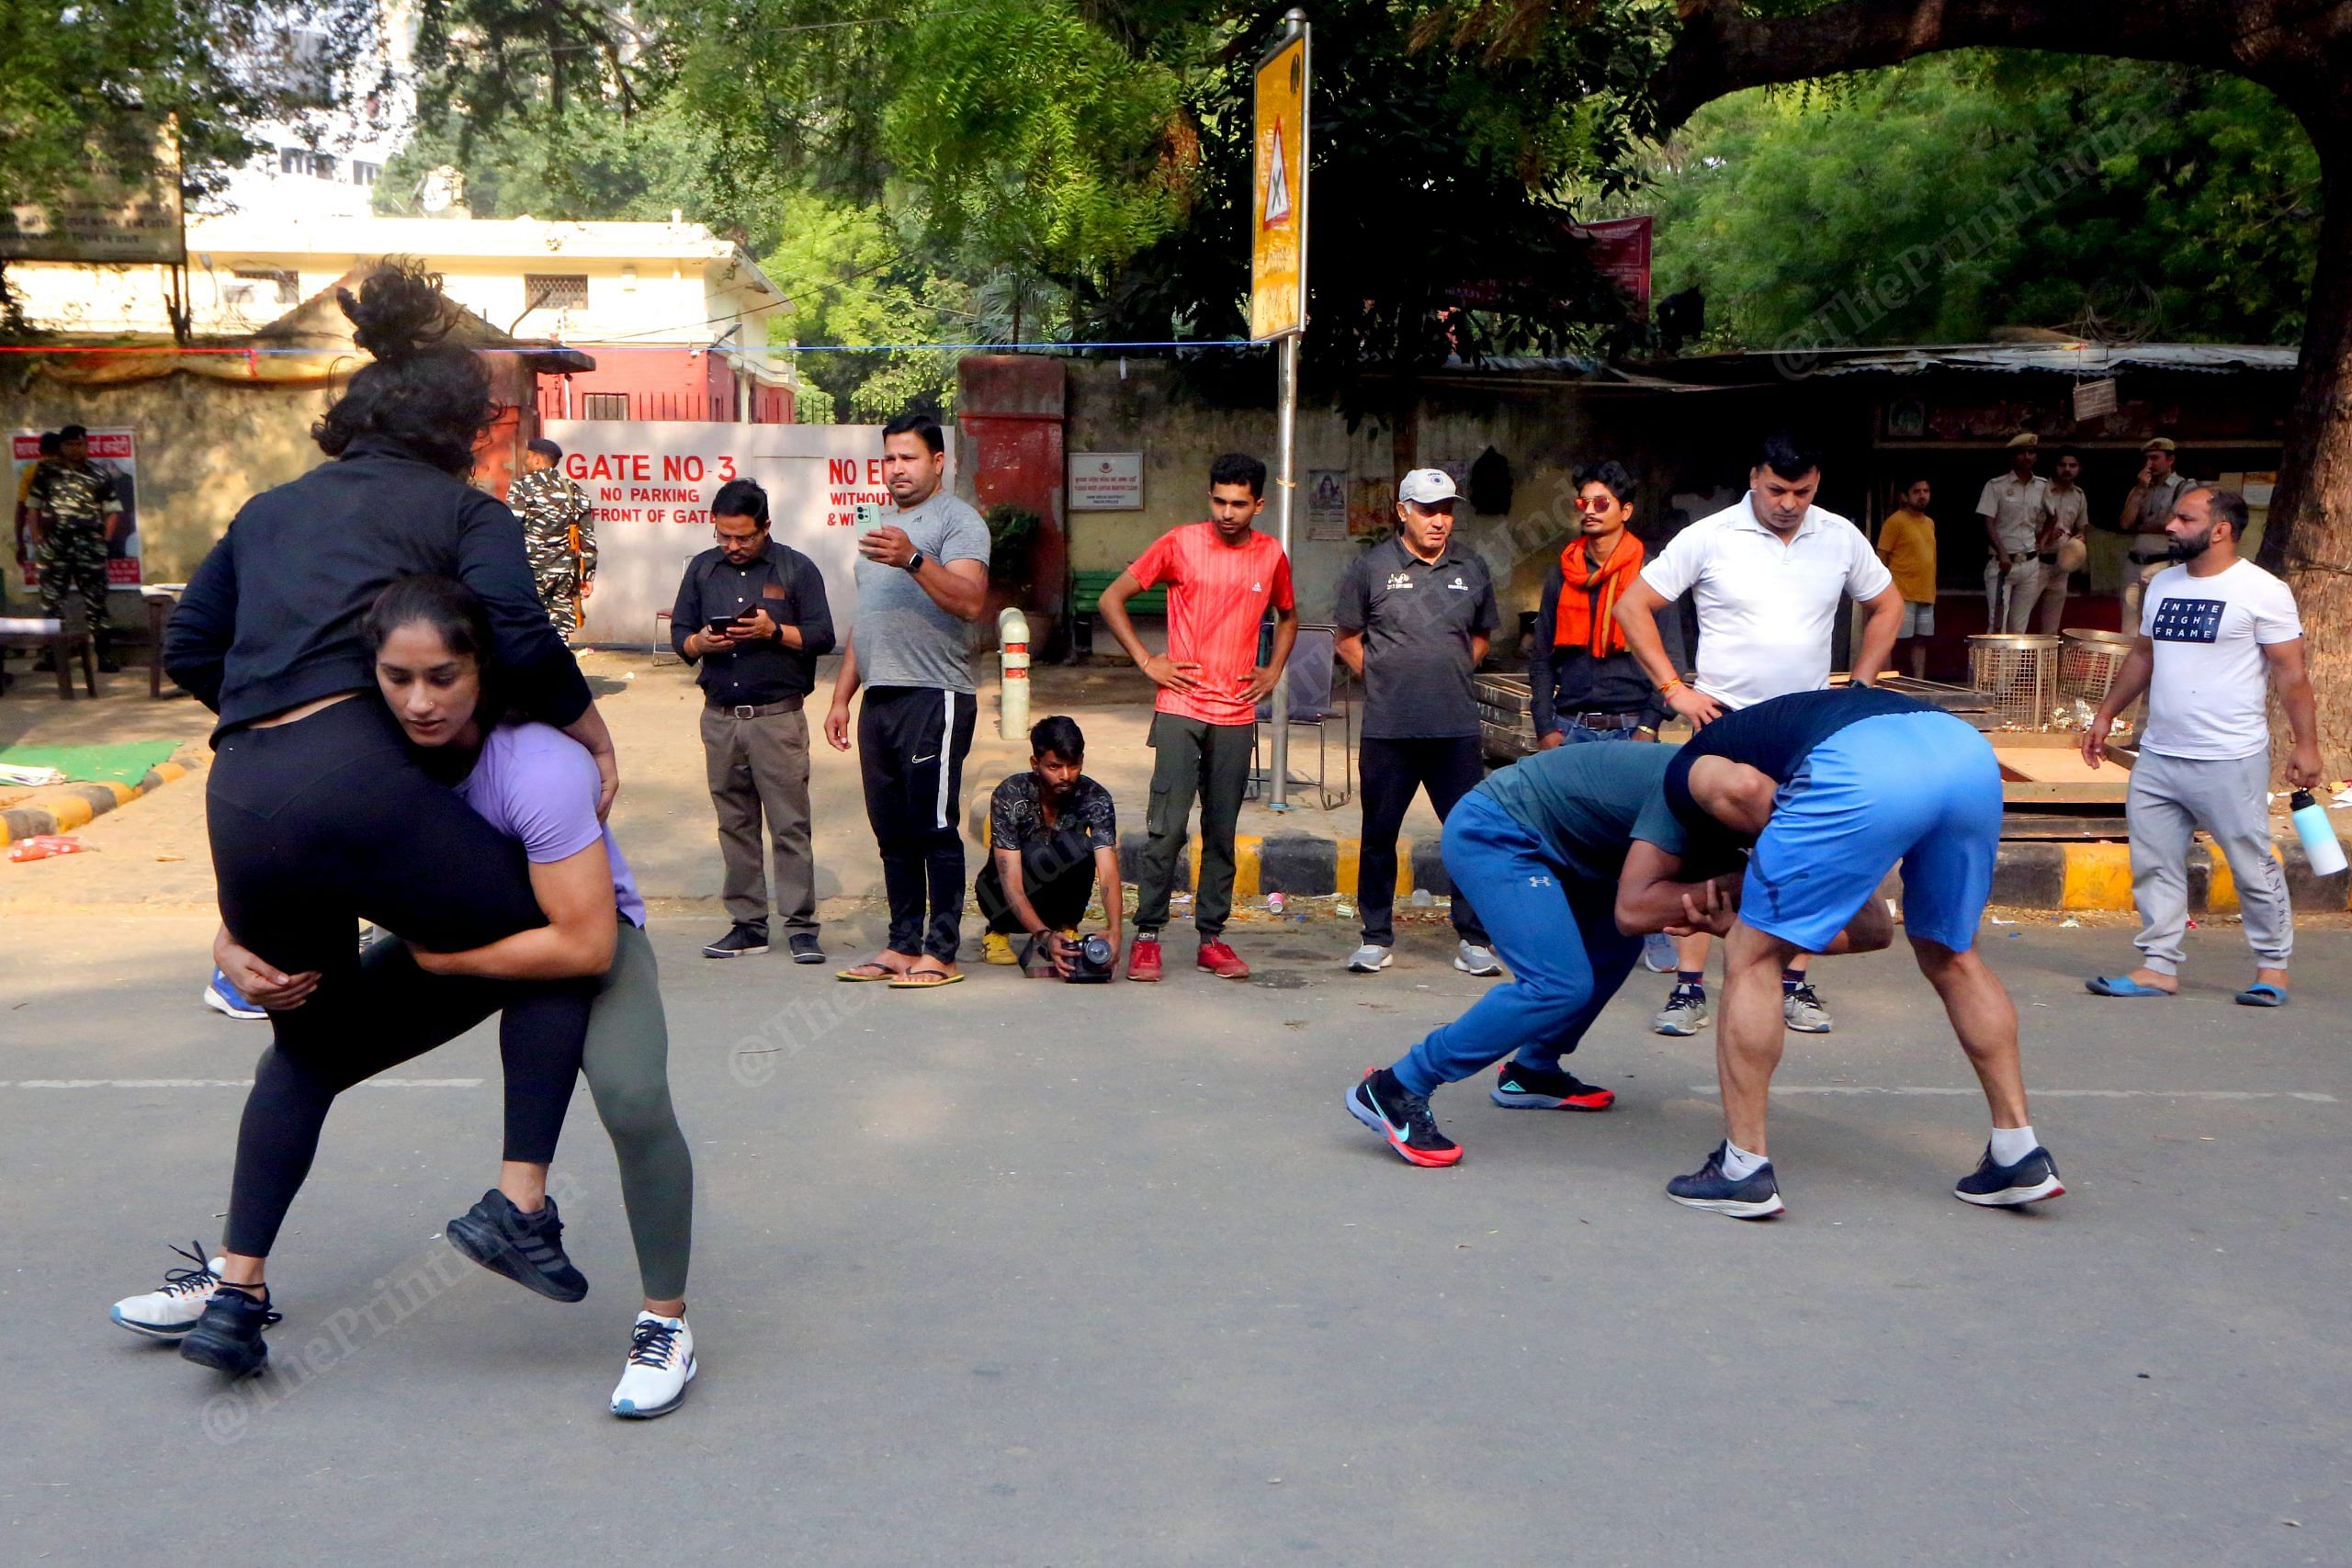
[0,760,190,848]
[1092,828,2350,917]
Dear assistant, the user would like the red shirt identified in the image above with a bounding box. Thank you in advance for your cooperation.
[1127,522,1295,726]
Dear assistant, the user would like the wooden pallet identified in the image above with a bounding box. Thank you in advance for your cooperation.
[1991,730,2132,805]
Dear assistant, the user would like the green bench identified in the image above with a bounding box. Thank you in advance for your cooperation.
[1070,569,1165,656]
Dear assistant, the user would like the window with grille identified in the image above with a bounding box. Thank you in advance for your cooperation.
[350,161,380,187]
[277,148,338,179]
[524,274,589,311]
[580,392,631,420]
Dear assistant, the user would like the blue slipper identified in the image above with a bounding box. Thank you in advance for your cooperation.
[2086,975,2175,998]
[2233,982,2290,1008]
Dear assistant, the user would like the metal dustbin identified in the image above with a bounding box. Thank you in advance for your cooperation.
[2059,629,2134,706]
[1967,633,2062,729]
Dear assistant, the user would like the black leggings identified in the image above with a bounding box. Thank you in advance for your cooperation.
[207,696,592,1257]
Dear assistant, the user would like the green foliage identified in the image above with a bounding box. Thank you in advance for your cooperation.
[759,194,967,423]
[1646,52,2320,349]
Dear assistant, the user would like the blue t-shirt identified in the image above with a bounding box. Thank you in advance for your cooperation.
[453,722,645,927]
[1475,742,1704,885]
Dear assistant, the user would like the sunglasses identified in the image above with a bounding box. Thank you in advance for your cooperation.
[1573,494,1623,513]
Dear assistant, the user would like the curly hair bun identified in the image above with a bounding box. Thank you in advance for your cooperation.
[339,257,460,362]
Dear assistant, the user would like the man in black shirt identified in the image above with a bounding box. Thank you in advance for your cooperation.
[1651,687,2064,1219]
[673,478,836,962]
[975,716,1123,976]
[1333,468,1500,976]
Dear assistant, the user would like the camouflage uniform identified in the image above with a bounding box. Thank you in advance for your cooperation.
[509,465,595,642]
[28,458,118,641]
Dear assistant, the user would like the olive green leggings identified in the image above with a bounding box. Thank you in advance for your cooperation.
[584,922,694,1301]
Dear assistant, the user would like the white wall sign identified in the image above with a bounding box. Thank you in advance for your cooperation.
[1069,451,1144,511]
[541,420,944,649]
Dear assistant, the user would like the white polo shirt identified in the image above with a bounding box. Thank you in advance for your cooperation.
[1640,494,1894,710]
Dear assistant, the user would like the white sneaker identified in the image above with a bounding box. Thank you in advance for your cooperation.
[1641,933,1679,973]
[1346,943,1393,973]
[1782,982,1834,1033]
[110,1243,225,1339]
[611,1312,696,1418]
[1454,941,1503,976]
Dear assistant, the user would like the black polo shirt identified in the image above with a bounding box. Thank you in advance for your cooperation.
[1332,535,1499,739]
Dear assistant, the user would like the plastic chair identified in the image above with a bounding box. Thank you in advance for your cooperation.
[651,609,678,666]
[1249,623,1352,808]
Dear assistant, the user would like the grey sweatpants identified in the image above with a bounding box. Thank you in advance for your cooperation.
[2128,747,2292,974]
[587,921,695,1301]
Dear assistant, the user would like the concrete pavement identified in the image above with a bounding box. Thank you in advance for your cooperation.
[5,909,2347,1564]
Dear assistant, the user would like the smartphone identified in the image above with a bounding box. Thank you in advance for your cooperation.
[706,615,740,637]
[854,501,883,533]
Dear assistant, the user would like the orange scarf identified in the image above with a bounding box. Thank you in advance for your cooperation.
[1555,533,1644,656]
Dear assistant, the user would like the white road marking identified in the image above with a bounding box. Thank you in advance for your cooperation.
[5,1077,482,1089]
[1690,1084,2337,1103]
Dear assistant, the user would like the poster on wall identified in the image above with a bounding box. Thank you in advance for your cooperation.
[1306,468,1348,541]
[540,420,938,649]
[11,427,141,589]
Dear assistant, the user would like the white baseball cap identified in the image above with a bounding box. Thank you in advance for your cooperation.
[1398,468,1459,505]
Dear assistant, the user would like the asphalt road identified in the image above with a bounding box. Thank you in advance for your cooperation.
[5,912,2346,1565]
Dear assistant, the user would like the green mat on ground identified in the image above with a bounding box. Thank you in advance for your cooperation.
[0,740,182,787]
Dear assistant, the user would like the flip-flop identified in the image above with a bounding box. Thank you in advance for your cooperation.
[2233,982,2290,1008]
[888,968,965,990]
[2086,975,2177,998]
[836,963,900,982]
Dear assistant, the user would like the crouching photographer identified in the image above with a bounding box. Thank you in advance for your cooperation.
[976,716,1124,981]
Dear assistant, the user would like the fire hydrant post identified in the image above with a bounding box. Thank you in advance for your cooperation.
[998,606,1031,741]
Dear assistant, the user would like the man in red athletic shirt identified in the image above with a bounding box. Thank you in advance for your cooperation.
[1098,453,1298,980]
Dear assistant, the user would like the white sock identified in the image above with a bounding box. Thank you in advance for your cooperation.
[1721,1139,1768,1180]
[1989,1124,2039,1166]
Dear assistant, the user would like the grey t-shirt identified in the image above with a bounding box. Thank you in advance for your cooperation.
[1476,741,1706,886]
[853,489,991,693]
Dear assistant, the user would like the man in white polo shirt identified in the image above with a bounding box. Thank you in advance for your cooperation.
[1615,430,1905,1036]
[2082,485,2321,1006]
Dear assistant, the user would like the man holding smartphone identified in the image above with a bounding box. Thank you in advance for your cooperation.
[673,477,837,962]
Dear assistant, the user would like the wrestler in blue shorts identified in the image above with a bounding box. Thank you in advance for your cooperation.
[1650,687,2065,1219]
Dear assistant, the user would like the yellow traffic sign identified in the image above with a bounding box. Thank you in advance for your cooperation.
[1250,21,1307,341]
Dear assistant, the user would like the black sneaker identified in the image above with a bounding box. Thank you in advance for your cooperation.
[1667,1142,1786,1218]
[702,923,769,959]
[1491,1059,1616,1111]
[177,1284,280,1377]
[1346,1067,1463,1167]
[445,1189,589,1302]
[787,931,825,964]
[1953,1145,2065,1208]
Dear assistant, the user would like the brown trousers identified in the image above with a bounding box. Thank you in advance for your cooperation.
[700,705,819,931]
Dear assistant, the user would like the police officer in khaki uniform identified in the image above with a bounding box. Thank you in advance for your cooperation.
[27,423,123,669]
[2117,437,2194,627]
[509,437,596,644]
[1974,433,2052,632]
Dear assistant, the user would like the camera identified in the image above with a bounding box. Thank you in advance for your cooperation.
[1027,931,1115,982]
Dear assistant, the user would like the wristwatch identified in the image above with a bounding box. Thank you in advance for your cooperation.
[904,548,927,574]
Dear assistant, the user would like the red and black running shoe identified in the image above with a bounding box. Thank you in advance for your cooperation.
[1196,940,1250,979]
[1490,1059,1616,1111]
[1347,1067,1463,1168]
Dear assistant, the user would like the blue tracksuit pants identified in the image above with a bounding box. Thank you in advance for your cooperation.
[1392,790,1643,1097]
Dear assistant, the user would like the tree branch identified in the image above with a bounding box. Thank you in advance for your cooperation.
[1647,0,2337,133]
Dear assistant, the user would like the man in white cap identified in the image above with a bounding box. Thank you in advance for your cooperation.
[2118,437,2195,627]
[1332,468,1502,976]
[1975,433,2052,632]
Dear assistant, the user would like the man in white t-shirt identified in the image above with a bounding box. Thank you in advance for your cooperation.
[1616,430,1905,1037]
[2082,486,2321,1006]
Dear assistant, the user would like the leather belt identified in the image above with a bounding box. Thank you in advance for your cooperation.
[707,695,804,718]
[2037,551,2060,564]
[1569,711,1641,730]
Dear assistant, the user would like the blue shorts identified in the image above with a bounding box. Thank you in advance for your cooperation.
[1742,710,2001,953]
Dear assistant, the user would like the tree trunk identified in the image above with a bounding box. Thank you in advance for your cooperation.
[2258,138,2352,769]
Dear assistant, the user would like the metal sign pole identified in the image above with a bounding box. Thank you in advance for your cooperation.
[1270,329,1299,807]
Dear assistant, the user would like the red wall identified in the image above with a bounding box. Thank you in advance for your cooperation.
[535,348,795,423]
[957,355,1068,627]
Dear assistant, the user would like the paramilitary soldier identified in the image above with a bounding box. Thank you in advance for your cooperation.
[511,436,597,643]
[27,423,123,670]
